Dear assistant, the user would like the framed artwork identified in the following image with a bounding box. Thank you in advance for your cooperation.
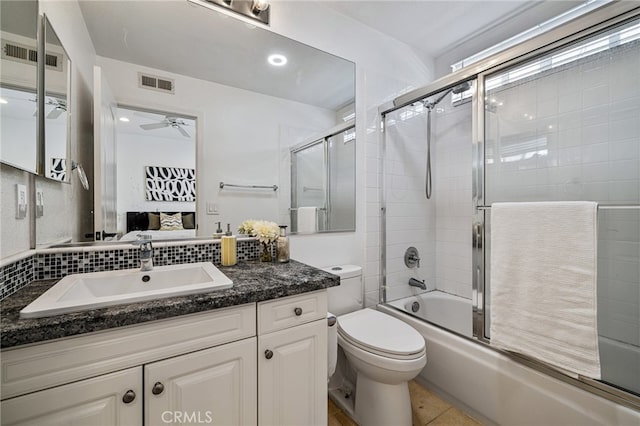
[145,166,195,202]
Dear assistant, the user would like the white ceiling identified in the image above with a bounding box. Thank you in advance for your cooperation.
[320,0,582,60]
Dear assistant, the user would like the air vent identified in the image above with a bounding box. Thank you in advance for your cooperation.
[138,72,175,94]
[1,38,64,72]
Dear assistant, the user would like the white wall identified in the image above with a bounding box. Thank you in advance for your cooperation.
[115,131,196,233]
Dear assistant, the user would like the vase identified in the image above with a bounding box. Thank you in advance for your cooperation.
[259,242,273,262]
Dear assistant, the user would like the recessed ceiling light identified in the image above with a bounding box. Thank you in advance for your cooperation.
[0,98,8,104]
[268,54,287,66]
[119,117,130,122]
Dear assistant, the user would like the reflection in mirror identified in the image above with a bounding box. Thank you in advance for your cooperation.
[114,106,196,242]
[0,0,38,173]
[48,0,355,245]
[290,123,356,234]
[43,15,70,182]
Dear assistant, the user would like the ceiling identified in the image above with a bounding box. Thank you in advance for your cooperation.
[320,0,583,60]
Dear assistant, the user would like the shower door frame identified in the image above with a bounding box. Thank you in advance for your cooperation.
[379,2,640,411]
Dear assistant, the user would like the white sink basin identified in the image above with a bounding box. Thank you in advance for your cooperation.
[20,262,233,319]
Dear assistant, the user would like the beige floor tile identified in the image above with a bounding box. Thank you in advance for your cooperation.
[409,380,452,426]
[428,407,482,426]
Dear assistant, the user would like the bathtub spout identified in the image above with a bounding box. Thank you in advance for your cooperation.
[408,277,427,290]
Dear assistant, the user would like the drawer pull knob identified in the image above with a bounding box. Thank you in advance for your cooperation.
[294,307,303,316]
[152,382,165,395]
[122,390,136,404]
[265,349,274,359]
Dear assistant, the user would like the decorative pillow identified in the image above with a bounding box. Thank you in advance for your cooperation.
[160,212,184,230]
[147,212,161,230]
[182,212,195,229]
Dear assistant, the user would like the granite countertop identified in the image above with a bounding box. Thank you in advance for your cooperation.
[1,260,339,349]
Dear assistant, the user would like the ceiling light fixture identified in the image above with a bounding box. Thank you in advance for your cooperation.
[192,0,270,25]
[268,54,287,66]
[0,98,8,104]
[251,0,269,15]
[119,117,130,122]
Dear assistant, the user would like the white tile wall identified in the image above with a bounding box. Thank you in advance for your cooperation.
[382,96,473,304]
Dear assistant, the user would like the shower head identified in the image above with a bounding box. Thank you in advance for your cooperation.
[423,81,472,109]
[452,81,471,94]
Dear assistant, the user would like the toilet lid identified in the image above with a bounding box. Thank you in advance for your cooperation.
[337,308,425,358]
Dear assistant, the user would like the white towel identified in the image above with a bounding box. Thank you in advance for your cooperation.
[489,201,600,379]
[297,207,317,234]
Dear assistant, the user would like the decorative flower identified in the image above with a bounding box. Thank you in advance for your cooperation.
[250,220,280,244]
[238,219,256,235]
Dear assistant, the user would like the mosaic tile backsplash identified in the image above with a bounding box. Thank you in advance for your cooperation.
[0,239,263,300]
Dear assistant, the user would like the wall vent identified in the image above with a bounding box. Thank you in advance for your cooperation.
[138,72,175,94]
[1,39,63,72]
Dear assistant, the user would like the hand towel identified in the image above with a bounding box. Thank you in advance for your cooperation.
[489,201,600,379]
[297,207,317,234]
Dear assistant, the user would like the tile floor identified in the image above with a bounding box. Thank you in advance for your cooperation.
[328,380,483,426]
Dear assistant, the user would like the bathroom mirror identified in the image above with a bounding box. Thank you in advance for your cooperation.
[42,15,70,182]
[43,0,355,245]
[0,0,39,174]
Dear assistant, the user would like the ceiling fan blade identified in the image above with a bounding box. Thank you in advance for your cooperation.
[140,122,169,130]
[176,125,190,138]
[47,107,64,119]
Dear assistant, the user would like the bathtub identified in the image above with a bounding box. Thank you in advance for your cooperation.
[387,291,472,338]
[378,301,640,425]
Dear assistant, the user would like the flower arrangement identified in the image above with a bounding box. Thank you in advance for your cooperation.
[239,219,280,262]
[238,219,279,243]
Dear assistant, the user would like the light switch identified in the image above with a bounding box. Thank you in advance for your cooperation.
[206,202,219,215]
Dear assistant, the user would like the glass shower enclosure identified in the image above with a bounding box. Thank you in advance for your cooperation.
[381,11,640,402]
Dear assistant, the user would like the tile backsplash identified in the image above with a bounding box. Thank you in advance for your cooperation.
[0,239,262,301]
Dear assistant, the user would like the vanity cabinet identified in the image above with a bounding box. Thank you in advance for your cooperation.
[1,367,142,425]
[1,291,328,426]
[257,290,328,426]
[145,338,257,426]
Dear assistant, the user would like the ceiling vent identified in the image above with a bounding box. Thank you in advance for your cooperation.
[1,38,63,72]
[138,72,175,94]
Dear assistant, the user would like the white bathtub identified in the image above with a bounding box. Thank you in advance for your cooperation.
[378,302,640,425]
[387,291,472,337]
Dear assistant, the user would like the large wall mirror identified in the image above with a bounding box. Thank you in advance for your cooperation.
[46,0,355,245]
[0,0,39,174]
[42,14,71,182]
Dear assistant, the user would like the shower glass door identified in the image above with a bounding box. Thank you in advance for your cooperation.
[481,17,640,395]
[383,81,475,337]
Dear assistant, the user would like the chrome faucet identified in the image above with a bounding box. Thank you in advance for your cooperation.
[408,277,427,290]
[133,234,154,271]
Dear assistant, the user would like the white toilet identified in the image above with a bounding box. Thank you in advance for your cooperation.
[323,265,427,426]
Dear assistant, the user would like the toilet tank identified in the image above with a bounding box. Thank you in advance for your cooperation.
[322,265,362,316]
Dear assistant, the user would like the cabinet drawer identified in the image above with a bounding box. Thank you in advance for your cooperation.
[258,290,327,334]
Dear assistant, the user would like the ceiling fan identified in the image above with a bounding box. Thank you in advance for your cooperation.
[30,97,67,119]
[139,116,191,138]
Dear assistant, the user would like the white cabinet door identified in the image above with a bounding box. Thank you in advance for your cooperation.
[1,367,141,426]
[258,319,327,426]
[145,338,257,426]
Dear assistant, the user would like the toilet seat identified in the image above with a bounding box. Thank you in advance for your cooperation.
[337,308,426,360]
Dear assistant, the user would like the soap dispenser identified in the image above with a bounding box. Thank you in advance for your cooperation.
[213,222,224,239]
[276,225,289,263]
[221,224,237,266]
